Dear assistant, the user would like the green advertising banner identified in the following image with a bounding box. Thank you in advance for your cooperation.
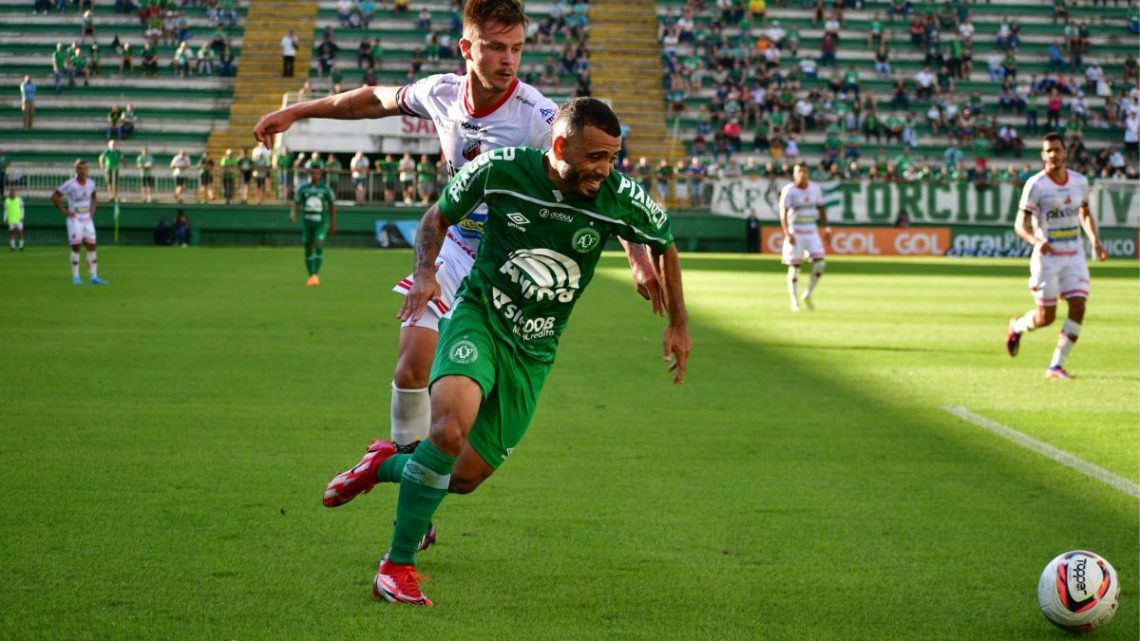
[711,178,1140,228]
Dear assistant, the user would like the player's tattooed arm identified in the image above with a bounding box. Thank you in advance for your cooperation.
[653,244,691,385]
[619,238,665,316]
[398,203,449,324]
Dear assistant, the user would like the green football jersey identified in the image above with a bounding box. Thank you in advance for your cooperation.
[294,181,335,223]
[437,147,673,363]
[100,149,122,170]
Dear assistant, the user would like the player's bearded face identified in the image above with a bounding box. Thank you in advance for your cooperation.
[554,126,621,200]
[1041,141,1066,171]
[464,21,525,95]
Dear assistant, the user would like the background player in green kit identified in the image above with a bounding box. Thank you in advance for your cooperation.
[290,165,337,287]
[326,98,692,606]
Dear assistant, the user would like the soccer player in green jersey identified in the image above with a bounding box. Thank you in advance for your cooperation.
[290,165,337,287]
[325,98,692,606]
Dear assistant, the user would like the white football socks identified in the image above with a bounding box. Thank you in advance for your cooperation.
[1049,319,1081,370]
[787,266,799,307]
[1011,310,1038,334]
[390,382,430,446]
[805,260,825,297]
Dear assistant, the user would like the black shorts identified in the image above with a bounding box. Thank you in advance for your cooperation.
[200,172,214,186]
[175,176,187,187]
[142,175,155,187]
[241,170,252,184]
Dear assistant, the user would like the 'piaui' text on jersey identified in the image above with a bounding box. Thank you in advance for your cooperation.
[294,181,335,223]
[778,182,824,229]
[396,74,556,262]
[57,177,97,222]
[437,147,673,362]
[1018,169,1090,255]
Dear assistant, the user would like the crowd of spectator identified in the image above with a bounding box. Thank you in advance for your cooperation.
[655,0,1139,205]
[306,0,592,98]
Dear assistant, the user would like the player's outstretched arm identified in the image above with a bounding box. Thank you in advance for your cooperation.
[398,203,450,324]
[619,238,665,316]
[1078,203,1108,261]
[252,86,403,146]
[653,244,691,385]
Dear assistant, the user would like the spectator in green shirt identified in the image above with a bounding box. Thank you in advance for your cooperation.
[415,154,435,204]
[99,139,122,200]
[377,154,398,203]
[137,147,155,203]
[219,148,238,204]
[274,146,294,200]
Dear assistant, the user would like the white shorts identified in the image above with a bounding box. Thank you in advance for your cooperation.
[781,227,825,266]
[7,223,23,232]
[392,233,474,332]
[1029,250,1090,306]
[67,218,96,245]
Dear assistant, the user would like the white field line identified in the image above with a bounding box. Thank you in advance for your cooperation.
[942,405,1140,500]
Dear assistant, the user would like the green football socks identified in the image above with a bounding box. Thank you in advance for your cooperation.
[304,246,314,275]
[312,245,323,274]
[388,441,455,565]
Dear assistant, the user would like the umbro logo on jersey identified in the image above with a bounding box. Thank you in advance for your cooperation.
[506,212,531,230]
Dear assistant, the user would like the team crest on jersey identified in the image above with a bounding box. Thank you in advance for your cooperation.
[571,227,601,253]
[462,139,482,161]
[448,340,479,364]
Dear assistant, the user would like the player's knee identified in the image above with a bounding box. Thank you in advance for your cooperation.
[393,361,430,389]
[428,422,466,457]
[1037,309,1056,326]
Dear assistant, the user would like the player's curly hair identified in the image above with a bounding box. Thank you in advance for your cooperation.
[463,0,529,37]
[552,98,622,138]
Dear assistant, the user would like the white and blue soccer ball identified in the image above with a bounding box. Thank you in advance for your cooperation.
[1037,550,1120,633]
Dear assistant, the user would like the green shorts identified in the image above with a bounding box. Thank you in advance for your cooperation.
[430,301,551,469]
[301,219,328,245]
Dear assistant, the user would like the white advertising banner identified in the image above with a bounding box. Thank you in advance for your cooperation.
[710,178,1140,228]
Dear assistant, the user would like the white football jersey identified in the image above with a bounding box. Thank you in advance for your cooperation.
[57,177,97,222]
[778,182,824,228]
[395,73,557,267]
[1018,169,1089,255]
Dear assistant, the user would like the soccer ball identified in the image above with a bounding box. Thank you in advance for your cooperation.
[1037,550,1120,633]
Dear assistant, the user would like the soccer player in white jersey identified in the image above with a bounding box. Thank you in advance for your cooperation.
[253,0,661,538]
[51,158,109,285]
[1005,133,1107,379]
[778,162,830,311]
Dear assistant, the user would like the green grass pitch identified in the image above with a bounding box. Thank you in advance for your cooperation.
[0,246,1136,641]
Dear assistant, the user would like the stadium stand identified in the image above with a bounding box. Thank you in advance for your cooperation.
[0,0,245,199]
[650,0,1139,207]
[3,0,1134,212]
